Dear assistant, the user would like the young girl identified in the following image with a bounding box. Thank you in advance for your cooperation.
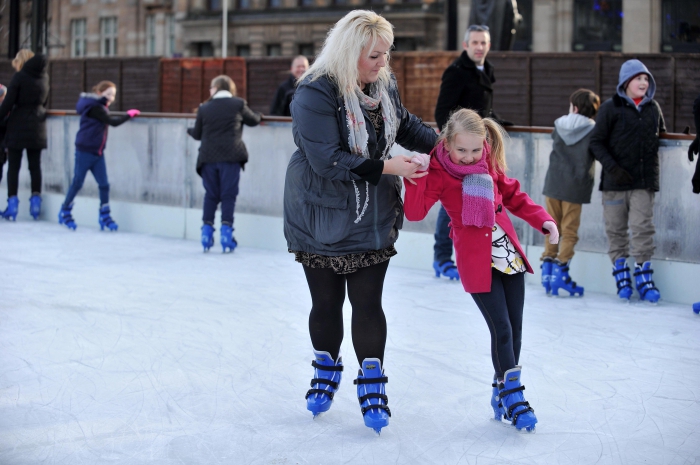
[58,81,140,231]
[187,75,261,252]
[403,109,559,432]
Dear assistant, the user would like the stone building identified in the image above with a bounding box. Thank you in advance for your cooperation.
[0,0,697,59]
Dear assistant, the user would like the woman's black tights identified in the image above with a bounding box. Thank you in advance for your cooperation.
[303,260,389,364]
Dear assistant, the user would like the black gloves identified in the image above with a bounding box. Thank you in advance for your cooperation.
[609,166,634,185]
[690,137,699,162]
[693,160,700,194]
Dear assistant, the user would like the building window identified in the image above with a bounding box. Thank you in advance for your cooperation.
[146,15,156,56]
[267,44,281,56]
[238,0,251,9]
[71,18,87,57]
[572,0,622,51]
[196,42,214,57]
[209,0,222,10]
[269,0,282,7]
[100,17,118,56]
[165,15,176,56]
[298,43,314,56]
[662,0,700,52]
[236,45,250,56]
[513,0,532,51]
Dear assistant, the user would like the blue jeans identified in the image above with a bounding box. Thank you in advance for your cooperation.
[201,162,241,226]
[433,205,454,262]
[63,151,109,207]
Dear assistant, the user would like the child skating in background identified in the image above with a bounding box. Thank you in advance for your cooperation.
[403,109,559,432]
[540,89,600,296]
[589,59,665,303]
[58,81,140,231]
[187,75,261,253]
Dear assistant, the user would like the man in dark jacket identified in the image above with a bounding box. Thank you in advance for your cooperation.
[689,93,700,194]
[589,59,665,303]
[431,24,506,280]
[269,56,309,117]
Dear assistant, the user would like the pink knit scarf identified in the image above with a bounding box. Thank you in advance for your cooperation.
[435,139,495,228]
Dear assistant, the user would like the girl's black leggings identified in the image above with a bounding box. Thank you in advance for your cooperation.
[6,148,42,196]
[303,260,390,365]
[470,268,525,379]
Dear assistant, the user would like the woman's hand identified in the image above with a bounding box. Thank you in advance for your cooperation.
[383,155,428,185]
[543,220,559,244]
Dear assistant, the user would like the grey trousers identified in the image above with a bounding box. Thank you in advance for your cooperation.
[602,189,655,264]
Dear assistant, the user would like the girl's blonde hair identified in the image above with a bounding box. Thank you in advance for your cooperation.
[92,80,116,94]
[300,10,394,97]
[437,109,508,173]
[210,75,236,96]
[12,49,35,71]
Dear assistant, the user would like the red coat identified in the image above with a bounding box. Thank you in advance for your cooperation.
[404,156,554,294]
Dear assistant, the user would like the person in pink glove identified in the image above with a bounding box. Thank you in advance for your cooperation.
[58,80,140,231]
[404,108,558,433]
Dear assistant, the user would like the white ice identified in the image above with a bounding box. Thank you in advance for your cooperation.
[1,221,699,465]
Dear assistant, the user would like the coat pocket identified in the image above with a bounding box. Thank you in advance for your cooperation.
[302,189,351,245]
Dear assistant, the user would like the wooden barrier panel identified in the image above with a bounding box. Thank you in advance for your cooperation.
[675,57,700,133]
[121,58,160,113]
[160,59,183,114]
[246,57,298,115]
[48,59,85,110]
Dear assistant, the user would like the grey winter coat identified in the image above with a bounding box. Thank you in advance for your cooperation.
[542,113,596,204]
[589,59,666,192]
[283,75,437,256]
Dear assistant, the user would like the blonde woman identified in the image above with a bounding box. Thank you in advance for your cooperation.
[0,50,48,221]
[283,10,437,433]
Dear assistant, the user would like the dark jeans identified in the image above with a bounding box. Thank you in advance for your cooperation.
[63,151,110,207]
[470,268,525,379]
[7,148,42,197]
[303,260,390,364]
[0,149,5,185]
[201,162,241,226]
[433,205,454,262]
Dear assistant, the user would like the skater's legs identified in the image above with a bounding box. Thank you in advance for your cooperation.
[64,151,98,206]
[89,155,110,206]
[433,205,454,262]
[471,269,518,379]
[603,191,631,263]
[501,272,525,365]
[542,196,561,260]
[200,163,221,225]
[303,265,346,361]
[26,149,42,194]
[219,162,241,226]
[628,189,655,264]
[6,149,23,197]
[347,260,390,364]
[0,149,6,185]
[558,201,582,263]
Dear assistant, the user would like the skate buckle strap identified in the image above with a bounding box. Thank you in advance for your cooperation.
[634,268,658,298]
[497,384,524,400]
[361,403,391,416]
[358,393,388,405]
[311,360,343,371]
[305,388,335,400]
[438,260,457,272]
[509,401,534,425]
[310,378,339,389]
[353,376,388,385]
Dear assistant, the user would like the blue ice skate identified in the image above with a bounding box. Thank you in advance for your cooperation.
[29,194,41,220]
[612,258,633,300]
[634,262,660,303]
[693,302,700,315]
[550,259,584,297]
[58,203,77,230]
[540,257,553,294]
[433,260,460,280]
[491,380,505,421]
[354,358,390,434]
[1,196,18,221]
[305,350,343,417]
[220,224,237,253]
[98,204,118,231]
[497,366,537,432]
[201,224,214,252]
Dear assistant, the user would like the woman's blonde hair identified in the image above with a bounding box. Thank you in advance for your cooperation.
[300,10,394,97]
[210,75,236,96]
[12,49,35,71]
[437,109,508,173]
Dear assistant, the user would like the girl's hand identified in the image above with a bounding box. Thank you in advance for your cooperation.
[410,153,431,171]
[383,155,428,185]
[543,220,559,244]
[127,109,141,118]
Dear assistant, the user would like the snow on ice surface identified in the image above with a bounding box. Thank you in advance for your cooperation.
[1,221,699,465]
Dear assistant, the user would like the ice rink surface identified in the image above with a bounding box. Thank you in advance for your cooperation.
[1,221,699,465]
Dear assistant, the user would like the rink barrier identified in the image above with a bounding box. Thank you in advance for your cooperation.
[1,114,697,304]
